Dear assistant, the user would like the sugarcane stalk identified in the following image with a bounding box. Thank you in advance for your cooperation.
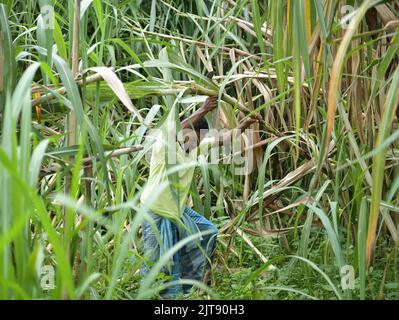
[65,0,80,299]
[40,145,144,177]
[68,0,80,147]
[0,34,3,94]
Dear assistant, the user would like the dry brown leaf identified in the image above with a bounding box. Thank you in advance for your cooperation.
[89,67,144,123]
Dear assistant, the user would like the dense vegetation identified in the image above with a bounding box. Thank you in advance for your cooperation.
[0,0,398,300]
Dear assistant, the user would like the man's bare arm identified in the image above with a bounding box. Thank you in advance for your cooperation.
[181,96,218,130]
[214,118,258,147]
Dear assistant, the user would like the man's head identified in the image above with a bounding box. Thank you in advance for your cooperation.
[193,117,209,133]
[183,119,209,152]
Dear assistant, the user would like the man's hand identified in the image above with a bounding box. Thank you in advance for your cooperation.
[181,95,218,130]
[203,95,218,112]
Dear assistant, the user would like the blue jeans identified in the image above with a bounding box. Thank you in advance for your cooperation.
[141,207,218,298]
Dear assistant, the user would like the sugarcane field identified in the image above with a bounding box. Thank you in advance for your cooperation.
[0,0,399,302]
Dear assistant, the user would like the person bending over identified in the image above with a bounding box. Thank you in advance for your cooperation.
[140,96,255,298]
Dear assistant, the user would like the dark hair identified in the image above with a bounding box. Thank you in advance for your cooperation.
[193,118,209,131]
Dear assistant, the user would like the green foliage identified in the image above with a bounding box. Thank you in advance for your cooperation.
[0,0,398,300]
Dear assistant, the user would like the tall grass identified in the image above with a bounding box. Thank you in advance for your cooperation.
[0,0,398,299]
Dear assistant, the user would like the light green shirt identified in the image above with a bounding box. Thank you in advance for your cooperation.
[140,106,215,223]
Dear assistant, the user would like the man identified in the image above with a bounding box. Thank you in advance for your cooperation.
[140,96,219,298]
